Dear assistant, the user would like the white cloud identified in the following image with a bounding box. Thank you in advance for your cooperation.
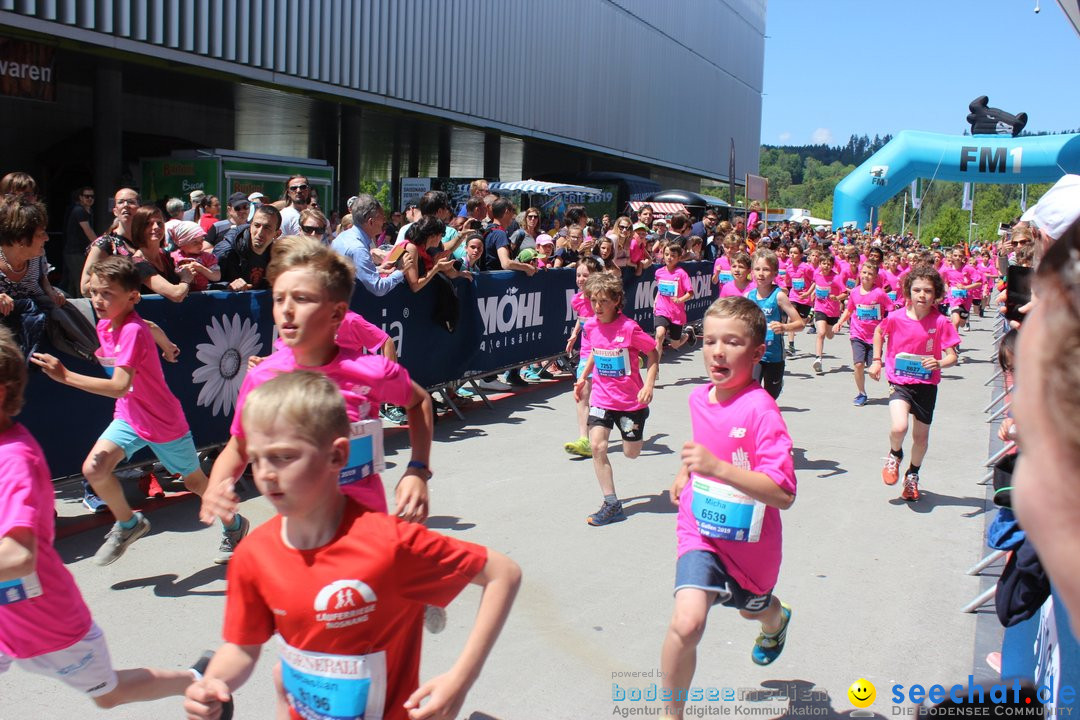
[811,128,834,145]
[778,131,792,143]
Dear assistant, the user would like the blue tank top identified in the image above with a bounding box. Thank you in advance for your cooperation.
[748,285,783,363]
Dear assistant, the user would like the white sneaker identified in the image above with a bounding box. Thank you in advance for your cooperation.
[475,378,512,392]
[812,358,823,374]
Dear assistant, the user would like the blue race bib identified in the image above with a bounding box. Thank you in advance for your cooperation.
[894,352,932,381]
[951,287,968,299]
[846,279,857,289]
[279,638,387,720]
[855,304,881,322]
[815,287,829,300]
[792,278,806,291]
[657,279,678,297]
[592,347,630,378]
[690,473,764,543]
[339,420,385,487]
[0,573,42,605]
[718,272,733,284]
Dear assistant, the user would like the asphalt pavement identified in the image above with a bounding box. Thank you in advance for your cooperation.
[2,311,1001,719]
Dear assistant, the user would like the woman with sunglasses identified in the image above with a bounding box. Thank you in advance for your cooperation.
[510,207,543,255]
[611,215,633,268]
[130,205,194,303]
[297,208,329,244]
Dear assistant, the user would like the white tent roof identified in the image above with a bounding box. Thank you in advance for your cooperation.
[489,179,602,196]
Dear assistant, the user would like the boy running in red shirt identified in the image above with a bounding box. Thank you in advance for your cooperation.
[184,371,520,720]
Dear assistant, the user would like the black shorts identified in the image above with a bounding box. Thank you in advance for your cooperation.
[889,382,939,425]
[755,360,784,400]
[654,315,683,341]
[949,306,970,320]
[792,302,811,319]
[674,550,773,612]
[587,406,650,442]
[851,337,874,366]
[813,311,839,325]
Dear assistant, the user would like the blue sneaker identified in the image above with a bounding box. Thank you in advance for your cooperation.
[806,325,817,335]
[586,500,625,526]
[82,492,108,513]
[853,393,868,407]
[752,602,792,666]
[522,367,542,383]
[455,385,476,399]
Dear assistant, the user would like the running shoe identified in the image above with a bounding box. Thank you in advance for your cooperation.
[424,605,447,634]
[586,500,625,526]
[191,651,234,720]
[786,343,796,358]
[455,385,476,399]
[901,473,921,501]
[684,326,698,347]
[882,455,901,486]
[138,472,167,499]
[812,358,823,374]
[504,370,530,387]
[752,602,792,666]
[806,325,817,335]
[380,404,408,425]
[853,393,868,407]
[476,378,512,392]
[82,491,109,514]
[564,437,592,458]
[94,512,151,566]
[214,514,251,565]
[522,367,542,383]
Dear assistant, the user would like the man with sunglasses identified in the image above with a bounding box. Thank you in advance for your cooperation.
[205,192,251,247]
[63,186,96,295]
[278,175,312,237]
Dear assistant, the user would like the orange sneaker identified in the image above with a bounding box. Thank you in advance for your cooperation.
[882,455,901,486]
[901,473,920,501]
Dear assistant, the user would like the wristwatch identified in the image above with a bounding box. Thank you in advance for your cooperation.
[407,460,432,481]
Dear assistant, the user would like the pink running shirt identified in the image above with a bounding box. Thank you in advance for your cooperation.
[720,280,752,298]
[846,285,891,343]
[654,266,692,325]
[96,312,189,443]
[571,291,595,358]
[880,308,960,386]
[336,311,390,354]
[676,383,796,596]
[0,424,92,658]
[812,269,844,317]
[583,313,656,412]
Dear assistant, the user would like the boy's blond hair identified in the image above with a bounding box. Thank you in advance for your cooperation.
[0,326,26,416]
[584,272,624,309]
[751,248,778,273]
[705,296,766,347]
[242,370,349,450]
[267,235,356,303]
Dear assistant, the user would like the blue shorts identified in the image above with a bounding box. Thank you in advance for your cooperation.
[674,550,773,612]
[99,419,200,476]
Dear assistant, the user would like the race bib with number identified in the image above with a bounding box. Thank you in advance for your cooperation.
[792,278,806,291]
[690,473,764,543]
[279,637,387,720]
[951,287,968,299]
[846,278,857,289]
[98,355,116,378]
[894,352,932,381]
[339,420,385,487]
[592,347,630,378]
[657,279,678,297]
[718,272,733,284]
[815,287,829,300]
[887,291,897,302]
[0,572,42,605]
[855,304,881,321]
[778,268,788,278]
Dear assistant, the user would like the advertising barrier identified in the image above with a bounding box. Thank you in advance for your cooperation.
[25,262,717,479]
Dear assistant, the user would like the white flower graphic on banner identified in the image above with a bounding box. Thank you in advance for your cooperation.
[192,314,263,417]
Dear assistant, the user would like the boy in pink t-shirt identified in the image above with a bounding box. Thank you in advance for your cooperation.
[837,263,891,407]
[1,327,203,710]
[661,297,796,717]
[784,245,815,356]
[869,267,960,501]
[31,256,246,566]
[810,252,848,375]
[573,273,659,527]
[940,247,980,334]
[653,243,696,360]
[563,257,603,458]
[719,251,753,298]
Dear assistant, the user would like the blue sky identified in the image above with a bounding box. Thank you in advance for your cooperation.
[760,0,1080,146]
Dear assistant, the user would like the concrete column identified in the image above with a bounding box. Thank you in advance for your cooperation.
[390,122,402,211]
[92,60,123,229]
[407,122,420,178]
[338,106,363,210]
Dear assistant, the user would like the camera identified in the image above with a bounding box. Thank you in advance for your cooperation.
[452,258,464,271]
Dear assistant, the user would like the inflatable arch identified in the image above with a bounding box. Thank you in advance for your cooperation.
[832,130,1080,228]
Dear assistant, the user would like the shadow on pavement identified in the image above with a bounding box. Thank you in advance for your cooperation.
[110,565,227,597]
[792,446,846,478]
[426,515,476,532]
[888,490,988,514]
[623,490,677,517]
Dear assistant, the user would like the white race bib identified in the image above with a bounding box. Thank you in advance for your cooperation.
[278,636,387,720]
[592,347,630,378]
[0,572,42,605]
[339,420,385,487]
[657,279,678,297]
[855,304,881,321]
[690,473,764,543]
[894,352,932,381]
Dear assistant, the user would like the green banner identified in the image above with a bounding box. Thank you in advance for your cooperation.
[140,157,220,206]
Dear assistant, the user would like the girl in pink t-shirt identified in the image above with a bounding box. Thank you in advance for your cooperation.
[810,253,848,375]
[719,251,753,298]
[784,245,815,356]
[868,267,960,502]
[563,257,603,459]
[653,243,696,361]
[837,263,891,407]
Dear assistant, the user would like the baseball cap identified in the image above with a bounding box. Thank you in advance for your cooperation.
[536,233,554,247]
[189,189,205,203]
[227,191,249,209]
[633,222,649,232]
[1020,173,1080,240]
[517,248,539,263]
[247,192,265,203]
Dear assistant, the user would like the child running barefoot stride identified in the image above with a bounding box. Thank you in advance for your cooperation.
[662,297,797,720]
[574,273,659,526]
[31,257,247,565]
[0,326,211,712]
[654,243,696,360]
[836,263,891,407]
[184,371,519,720]
[563,257,603,458]
[869,267,960,501]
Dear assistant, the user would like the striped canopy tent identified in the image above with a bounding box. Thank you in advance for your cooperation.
[628,200,688,216]
[488,179,602,195]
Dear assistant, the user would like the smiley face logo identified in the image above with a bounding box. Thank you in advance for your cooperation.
[848,678,876,708]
